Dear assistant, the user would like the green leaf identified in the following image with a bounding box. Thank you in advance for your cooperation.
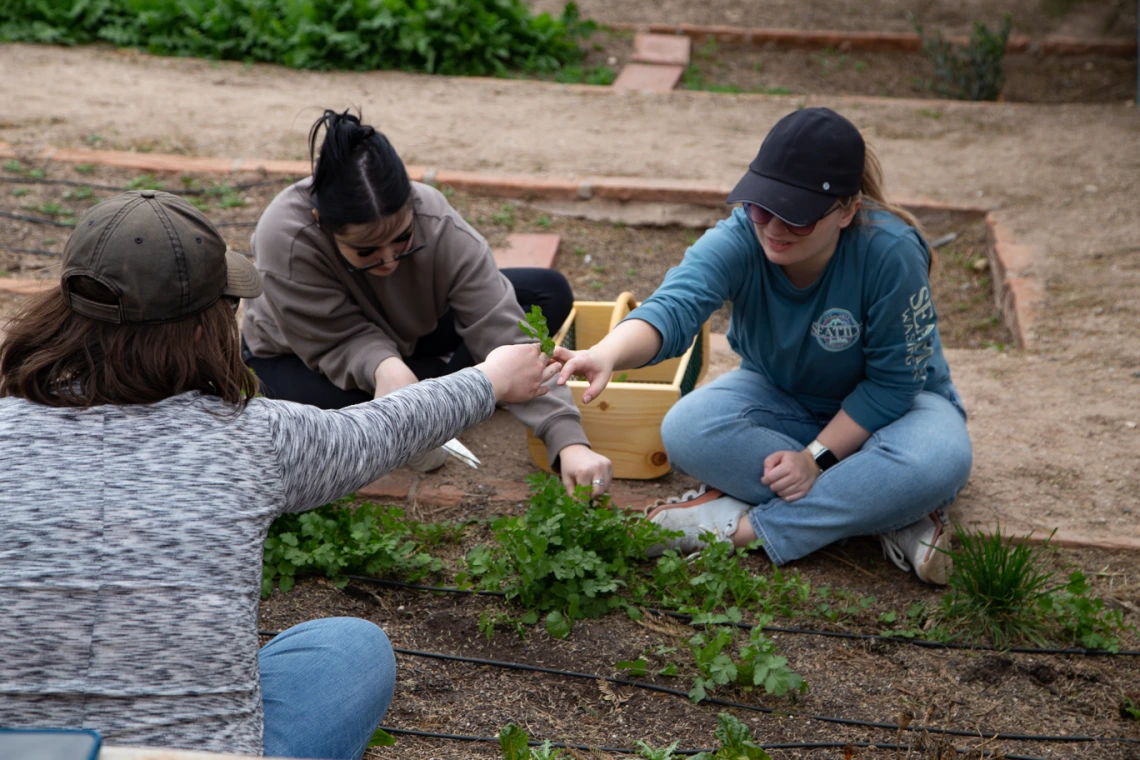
[545,610,572,638]
[498,723,530,760]
[369,728,396,747]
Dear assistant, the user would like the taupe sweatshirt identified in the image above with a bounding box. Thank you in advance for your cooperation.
[242,179,587,464]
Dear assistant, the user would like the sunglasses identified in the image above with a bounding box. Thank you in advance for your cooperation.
[743,202,840,237]
[342,213,426,274]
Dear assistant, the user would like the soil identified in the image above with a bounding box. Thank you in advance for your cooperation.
[566,30,1139,104]
[529,0,1139,40]
[257,541,1140,760]
[2,13,1140,758]
[0,162,1010,350]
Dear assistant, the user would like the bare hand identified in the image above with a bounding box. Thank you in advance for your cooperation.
[477,344,561,404]
[558,443,613,498]
[373,356,419,399]
[553,346,614,404]
[760,449,820,503]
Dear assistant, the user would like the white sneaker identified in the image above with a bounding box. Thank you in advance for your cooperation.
[646,487,751,558]
[878,509,953,585]
[405,446,450,473]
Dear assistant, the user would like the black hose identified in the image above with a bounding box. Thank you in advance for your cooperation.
[255,630,1137,747]
[0,210,75,227]
[380,727,1040,758]
[346,576,1140,657]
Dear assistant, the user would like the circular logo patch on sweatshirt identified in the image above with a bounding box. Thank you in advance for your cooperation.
[811,308,862,352]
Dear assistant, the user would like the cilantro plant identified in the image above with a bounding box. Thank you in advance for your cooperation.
[691,713,773,760]
[462,473,670,637]
[262,499,448,597]
[687,623,805,703]
[499,723,562,760]
[518,304,556,357]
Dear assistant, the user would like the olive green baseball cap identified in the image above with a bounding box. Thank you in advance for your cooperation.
[61,190,262,324]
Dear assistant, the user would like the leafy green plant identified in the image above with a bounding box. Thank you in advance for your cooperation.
[938,525,1132,650]
[10,188,29,197]
[261,499,444,596]
[63,186,94,201]
[126,174,163,191]
[499,723,562,760]
[518,304,555,357]
[646,534,810,620]
[368,728,396,747]
[491,202,517,227]
[463,473,670,636]
[692,713,772,760]
[553,63,616,85]
[2,160,24,173]
[635,739,681,760]
[687,625,804,703]
[912,14,1013,101]
[1,0,593,78]
[75,163,97,174]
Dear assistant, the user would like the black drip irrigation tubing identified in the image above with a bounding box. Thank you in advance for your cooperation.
[256,629,1134,749]
[0,210,75,227]
[346,576,1140,657]
[0,176,295,195]
[379,727,1042,759]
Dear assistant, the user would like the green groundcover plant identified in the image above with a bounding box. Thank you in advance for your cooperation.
[0,0,592,77]
[262,498,460,596]
[462,472,668,637]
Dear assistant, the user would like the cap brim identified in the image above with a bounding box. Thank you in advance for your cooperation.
[223,249,263,300]
[726,171,835,227]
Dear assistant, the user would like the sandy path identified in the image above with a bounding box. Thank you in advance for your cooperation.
[2,43,1138,547]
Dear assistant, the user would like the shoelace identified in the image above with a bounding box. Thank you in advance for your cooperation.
[879,534,912,573]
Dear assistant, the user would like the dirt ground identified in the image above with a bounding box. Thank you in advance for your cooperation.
[529,0,1139,40]
[1,42,1137,551]
[2,21,1140,758]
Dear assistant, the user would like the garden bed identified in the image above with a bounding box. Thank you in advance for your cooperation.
[0,160,1011,349]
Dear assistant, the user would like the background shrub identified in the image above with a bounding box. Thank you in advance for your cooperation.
[0,0,591,77]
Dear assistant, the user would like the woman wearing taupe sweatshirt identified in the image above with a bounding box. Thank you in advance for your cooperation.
[243,109,612,494]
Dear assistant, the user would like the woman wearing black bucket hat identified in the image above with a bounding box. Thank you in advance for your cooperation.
[555,107,972,585]
[0,191,560,757]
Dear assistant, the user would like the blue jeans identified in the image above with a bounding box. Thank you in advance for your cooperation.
[260,618,397,760]
[660,369,972,566]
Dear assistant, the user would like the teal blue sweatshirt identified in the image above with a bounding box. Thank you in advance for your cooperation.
[627,207,952,432]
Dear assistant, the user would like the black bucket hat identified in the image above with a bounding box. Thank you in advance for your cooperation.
[61,190,262,324]
[727,107,865,227]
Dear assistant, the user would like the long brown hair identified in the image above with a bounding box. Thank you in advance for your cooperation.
[842,142,935,274]
[0,279,257,409]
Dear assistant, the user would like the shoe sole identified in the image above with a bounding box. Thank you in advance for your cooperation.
[644,488,725,521]
[916,521,953,585]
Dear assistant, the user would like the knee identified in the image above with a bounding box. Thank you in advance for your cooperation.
[661,395,706,467]
[321,618,396,702]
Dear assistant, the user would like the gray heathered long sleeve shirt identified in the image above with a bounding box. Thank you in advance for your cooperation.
[0,368,495,754]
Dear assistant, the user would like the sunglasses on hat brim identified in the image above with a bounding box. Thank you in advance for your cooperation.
[743,202,840,237]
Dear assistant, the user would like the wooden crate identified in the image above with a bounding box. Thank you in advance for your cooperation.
[527,292,710,479]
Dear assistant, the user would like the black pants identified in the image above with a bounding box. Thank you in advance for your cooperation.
[245,268,573,410]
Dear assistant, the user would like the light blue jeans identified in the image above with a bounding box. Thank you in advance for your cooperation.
[661,369,972,566]
[260,618,396,760]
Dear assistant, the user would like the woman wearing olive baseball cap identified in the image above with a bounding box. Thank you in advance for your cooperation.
[556,107,972,585]
[0,191,562,757]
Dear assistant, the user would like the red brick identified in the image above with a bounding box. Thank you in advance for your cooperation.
[478,479,532,503]
[240,158,312,176]
[416,484,466,509]
[357,470,415,500]
[607,486,658,512]
[588,176,729,206]
[612,63,684,94]
[632,33,691,67]
[433,170,581,201]
[493,234,560,270]
[1041,36,1137,57]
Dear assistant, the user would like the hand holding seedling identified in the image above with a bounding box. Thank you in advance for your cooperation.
[554,345,616,404]
[476,343,560,404]
[518,304,555,357]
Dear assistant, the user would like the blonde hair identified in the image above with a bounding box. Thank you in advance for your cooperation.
[841,142,934,274]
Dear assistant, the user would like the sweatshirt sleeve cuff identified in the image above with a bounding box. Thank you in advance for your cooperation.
[540,416,592,470]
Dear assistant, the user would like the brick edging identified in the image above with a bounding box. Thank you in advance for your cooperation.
[0,141,1037,346]
[608,22,1140,57]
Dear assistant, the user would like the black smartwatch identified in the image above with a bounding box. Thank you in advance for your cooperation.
[806,440,839,472]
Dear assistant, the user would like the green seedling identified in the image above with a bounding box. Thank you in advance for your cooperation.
[492,203,517,228]
[3,160,24,174]
[63,187,94,201]
[534,215,552,228]
[126,174,163,191]
[75,164,97,175]
[692,713,772,760]
[368,728,395,747]
[10,188,29,197]
[518,304,555,357]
